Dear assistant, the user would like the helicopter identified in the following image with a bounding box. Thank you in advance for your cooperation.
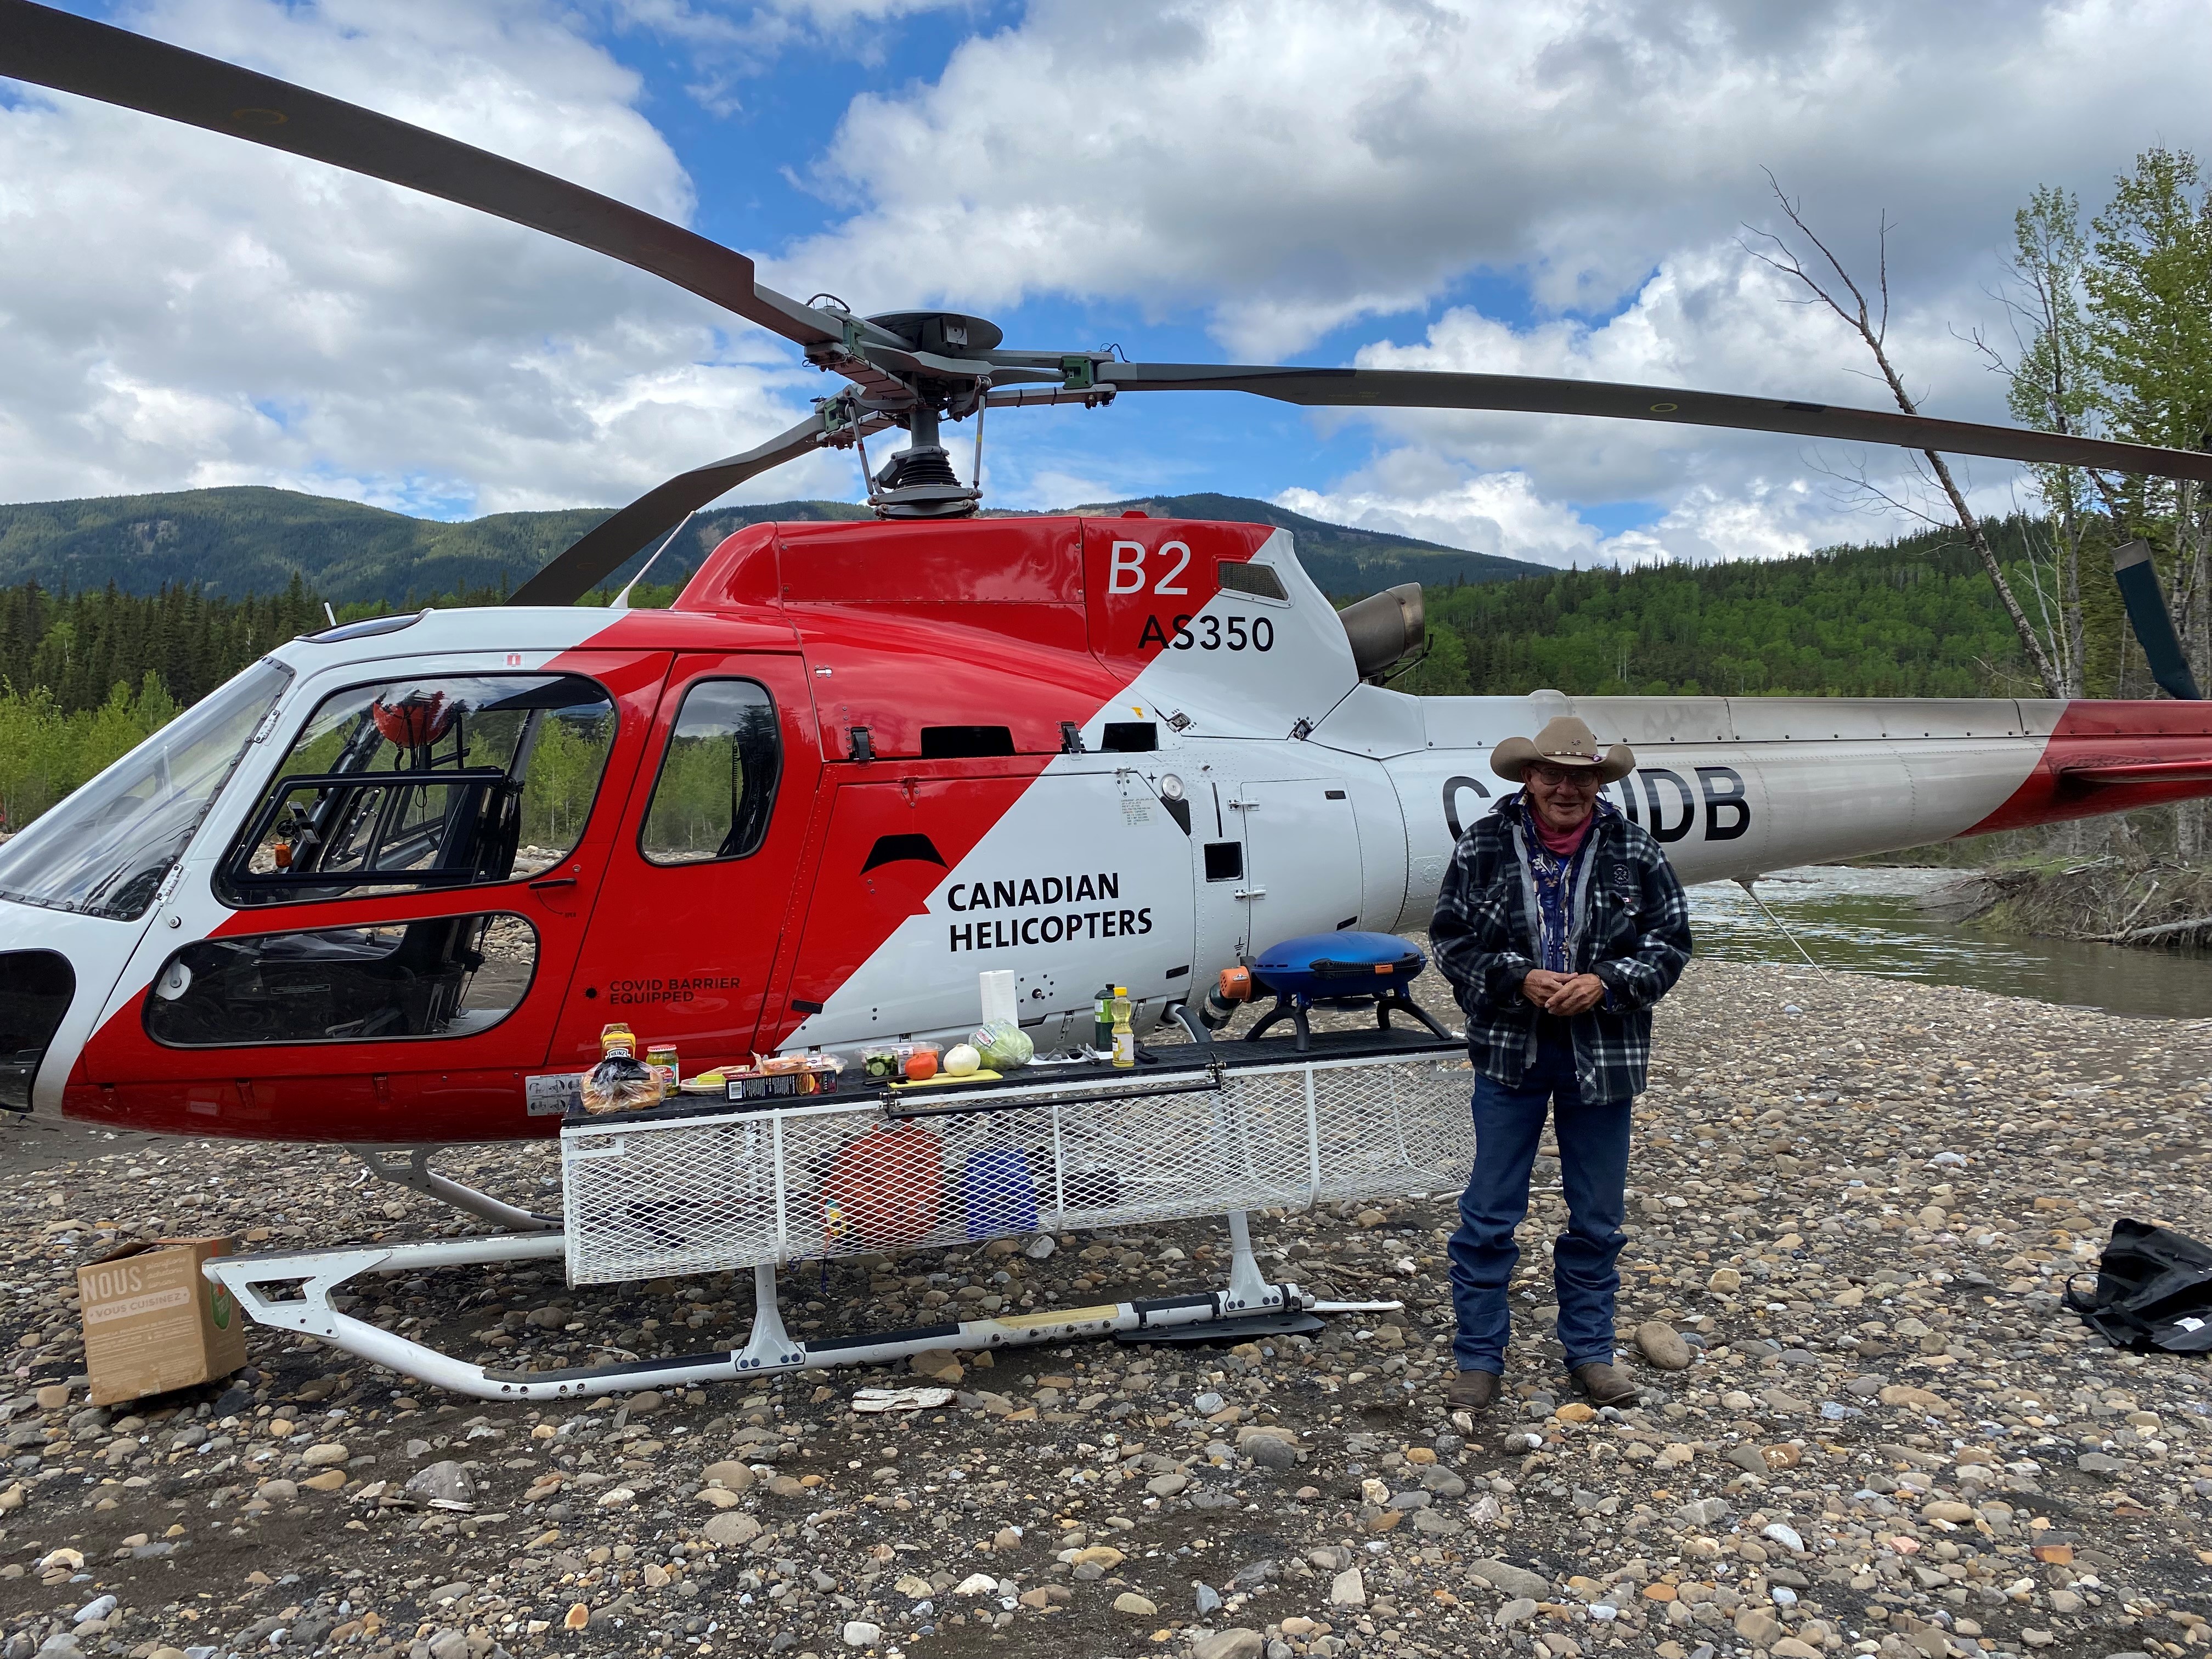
[4,0,2212,1163]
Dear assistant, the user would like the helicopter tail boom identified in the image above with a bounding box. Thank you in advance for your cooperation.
[1357,689,2212,925]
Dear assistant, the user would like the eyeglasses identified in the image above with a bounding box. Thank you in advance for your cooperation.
[1527,767,1600,789]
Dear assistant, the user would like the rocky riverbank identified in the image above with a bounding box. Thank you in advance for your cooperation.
[0,960,2207,1659]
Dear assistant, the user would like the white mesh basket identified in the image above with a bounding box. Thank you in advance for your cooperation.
[560,1051,1475,1286]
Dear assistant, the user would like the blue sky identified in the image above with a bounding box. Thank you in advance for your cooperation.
[3,1,2208,566]
[583,0,1485,511]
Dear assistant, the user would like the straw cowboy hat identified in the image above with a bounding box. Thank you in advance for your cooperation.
[1490,715,1636,785]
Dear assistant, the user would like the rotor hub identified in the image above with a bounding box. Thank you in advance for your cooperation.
[864,311,1006,355]
[870,443,977,519]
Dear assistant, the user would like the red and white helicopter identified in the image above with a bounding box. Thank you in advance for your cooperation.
[4,2,2212,1394]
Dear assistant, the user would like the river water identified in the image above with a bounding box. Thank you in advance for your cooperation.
[1687,864,2212,1020]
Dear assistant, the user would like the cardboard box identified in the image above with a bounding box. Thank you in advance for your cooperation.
[77,1238,246,1406]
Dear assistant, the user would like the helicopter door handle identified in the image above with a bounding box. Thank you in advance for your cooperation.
[1234,886,1267,899]
[528,874,580,891]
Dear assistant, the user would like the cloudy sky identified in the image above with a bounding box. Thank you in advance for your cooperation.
[2,0,2207,567]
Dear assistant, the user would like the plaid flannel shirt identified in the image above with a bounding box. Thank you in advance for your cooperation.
[1429,790,1692,1101]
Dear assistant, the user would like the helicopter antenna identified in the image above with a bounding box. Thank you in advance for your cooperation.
[612,509,700,610]
[1734,875,1819,968]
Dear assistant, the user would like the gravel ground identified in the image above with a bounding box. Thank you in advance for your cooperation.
[0,957,2208,1659]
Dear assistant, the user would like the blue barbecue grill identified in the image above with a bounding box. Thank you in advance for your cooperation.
[1244,930,1455,1051]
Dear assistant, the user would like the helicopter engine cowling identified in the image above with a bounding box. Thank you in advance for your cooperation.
[1338,582,1423,680]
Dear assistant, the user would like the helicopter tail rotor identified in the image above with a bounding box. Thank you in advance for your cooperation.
[2113,540,2204,701]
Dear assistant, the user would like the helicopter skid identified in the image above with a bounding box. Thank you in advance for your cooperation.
[202,1227,1403,1403]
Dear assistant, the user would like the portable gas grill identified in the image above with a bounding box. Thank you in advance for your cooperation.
[1243,930,1457,1051]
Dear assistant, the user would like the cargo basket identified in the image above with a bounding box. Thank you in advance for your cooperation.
[560,1035,1472,1286]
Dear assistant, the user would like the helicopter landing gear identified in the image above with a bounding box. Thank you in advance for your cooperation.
[199,1209,1404,1403]
[354,1145,559,1233]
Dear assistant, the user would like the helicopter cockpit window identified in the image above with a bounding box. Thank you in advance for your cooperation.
[144,912,537,1047]
[223,673,616,907]
[639,680,782,865]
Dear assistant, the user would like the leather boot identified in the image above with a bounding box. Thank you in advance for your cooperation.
[1570,1359,1639,1407]
[1447,1369,1500,1410]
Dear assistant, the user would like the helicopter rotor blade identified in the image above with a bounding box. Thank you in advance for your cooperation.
[1104,363,2212,484]
[508,414,860,607]
[0,0,840,350]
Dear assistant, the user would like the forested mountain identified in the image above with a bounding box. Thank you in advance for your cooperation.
[0,505,2145,718]
[0,486,1545,608]
[1397,515,2151,701]
[0,488,834,608]
[0,506,2125,834]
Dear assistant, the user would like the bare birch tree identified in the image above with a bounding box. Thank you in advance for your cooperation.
[1740,173,2067,699]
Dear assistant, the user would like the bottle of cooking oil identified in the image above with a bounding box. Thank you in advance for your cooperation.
[1110,985,1135,1068]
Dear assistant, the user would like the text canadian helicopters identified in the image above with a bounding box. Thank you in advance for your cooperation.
[5,0,2212,1165]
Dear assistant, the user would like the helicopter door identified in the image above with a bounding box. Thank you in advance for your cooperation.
[766,763,1197,1048]
[1217,777,1364,957]
[81,655,661,1142]
[550,654,820,1074]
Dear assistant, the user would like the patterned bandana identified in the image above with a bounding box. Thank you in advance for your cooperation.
[1521,795,1603,972]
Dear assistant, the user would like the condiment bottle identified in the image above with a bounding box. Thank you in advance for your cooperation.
[1110,985,1135,1069]
[1093,985,1115,1052]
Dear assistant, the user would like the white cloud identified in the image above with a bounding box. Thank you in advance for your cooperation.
[777,0,2212,352]
[6,0,2210,569]
[1274,245,2032,566]
[765,0,2212,560]
[1282,466,1609,569]
[0,0,845,518]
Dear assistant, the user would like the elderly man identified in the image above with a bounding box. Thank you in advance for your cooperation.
[1429,715,1692,1410]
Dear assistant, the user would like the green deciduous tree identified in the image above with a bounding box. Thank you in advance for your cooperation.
[1973,185,2100,700]
[2086,148,2212,696]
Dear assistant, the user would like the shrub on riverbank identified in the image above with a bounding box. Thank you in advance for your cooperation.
[1932,854,2212,949]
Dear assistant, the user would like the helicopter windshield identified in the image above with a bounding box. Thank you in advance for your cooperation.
[0,659,292,922]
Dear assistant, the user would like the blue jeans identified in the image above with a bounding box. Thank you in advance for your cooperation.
[1448,1037,1631,1373]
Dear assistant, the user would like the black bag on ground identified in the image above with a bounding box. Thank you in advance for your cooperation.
[2064,1218,2212,1353]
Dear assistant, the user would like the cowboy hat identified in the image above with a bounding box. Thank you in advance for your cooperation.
[1491,715,1635,785]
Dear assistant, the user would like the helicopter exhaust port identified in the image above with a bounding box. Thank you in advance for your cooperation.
[0,950,74,1114]
[1338,580,1425,680]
